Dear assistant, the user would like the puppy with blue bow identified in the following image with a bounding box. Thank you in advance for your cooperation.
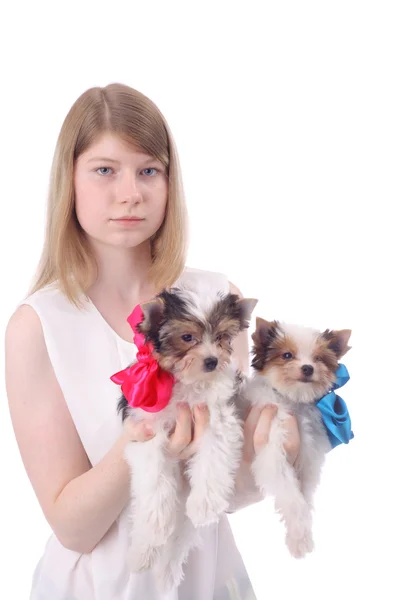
[244,319,353,559]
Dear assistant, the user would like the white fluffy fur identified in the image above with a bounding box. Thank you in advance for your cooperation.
[123,299,245,592]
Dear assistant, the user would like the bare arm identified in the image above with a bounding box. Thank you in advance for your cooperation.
[5,305,137,553]
[5,305,208,554]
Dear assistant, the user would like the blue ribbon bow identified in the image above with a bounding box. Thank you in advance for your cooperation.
[315,364,354,449]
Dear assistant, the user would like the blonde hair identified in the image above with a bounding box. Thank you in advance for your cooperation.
[29,83,188,307]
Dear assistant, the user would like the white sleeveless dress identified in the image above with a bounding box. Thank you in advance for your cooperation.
[19,267,257,600]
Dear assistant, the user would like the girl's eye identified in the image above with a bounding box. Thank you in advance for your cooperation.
[96,167,113,176]
[142,168,158,177]
[181,334,193,342]
[282,352,293,360]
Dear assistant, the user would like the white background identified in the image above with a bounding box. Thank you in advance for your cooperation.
[1,1,399,599]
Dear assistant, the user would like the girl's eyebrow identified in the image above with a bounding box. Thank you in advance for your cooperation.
[86,157,120,164]
[86,155,162,165]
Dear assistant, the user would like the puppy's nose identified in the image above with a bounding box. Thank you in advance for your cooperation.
[204,357,218,372]
[301,364,314,377]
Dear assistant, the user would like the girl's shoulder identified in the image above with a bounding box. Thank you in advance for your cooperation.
[176,266,230,293]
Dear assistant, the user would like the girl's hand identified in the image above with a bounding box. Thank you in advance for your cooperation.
[168,403,210,460]
[122,403,210,460]
[242,404,301,466]
[122,416,158,443]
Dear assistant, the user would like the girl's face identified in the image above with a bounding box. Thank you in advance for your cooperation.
[74,133,168,250]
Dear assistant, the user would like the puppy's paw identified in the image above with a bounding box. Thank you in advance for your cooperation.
[151,517,176,547]
[127,542,159,573]
[251,458,275,498]
[286,529,314,559]
[155,560,185,593]
[139,508,176,547]
[186,493,227,527]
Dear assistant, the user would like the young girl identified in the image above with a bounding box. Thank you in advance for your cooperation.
[5,83,300,600]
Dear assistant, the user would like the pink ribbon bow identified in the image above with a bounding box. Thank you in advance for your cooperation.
[110,304,175,412]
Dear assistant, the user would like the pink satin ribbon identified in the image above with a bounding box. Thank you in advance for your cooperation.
[110,304,174,412]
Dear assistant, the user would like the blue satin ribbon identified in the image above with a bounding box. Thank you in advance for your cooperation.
[315,364,354,449]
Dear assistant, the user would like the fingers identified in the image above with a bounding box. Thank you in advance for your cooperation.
[282,414,301,466]
[125,403,209,459]
[242,404,277,462]
[125,401,300,470]
[192,404,210,442]
[179,404,210,460]
[246,406,300,464]
[253,405,278,455]
[242,405,263,462]
[167,403,193,457]
[123,417,155,442]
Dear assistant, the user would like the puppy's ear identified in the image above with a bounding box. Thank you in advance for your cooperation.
[322,329,352,358]
[251,317,279,346]
[251,318,279,371]
[138,298,165,336]
[237,298,258,329]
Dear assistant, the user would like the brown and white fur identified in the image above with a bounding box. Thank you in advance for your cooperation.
[118,285,257,591]
[246,318,351,559]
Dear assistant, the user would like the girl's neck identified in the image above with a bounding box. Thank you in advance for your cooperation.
[86,238,156,305]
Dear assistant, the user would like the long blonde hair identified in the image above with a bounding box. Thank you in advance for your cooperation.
[29,83,188,307]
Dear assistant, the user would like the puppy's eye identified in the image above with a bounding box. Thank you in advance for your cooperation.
[315,356,323,362]
[216,333,229,343]
[282,352,293,360]
[181,334,193,342]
